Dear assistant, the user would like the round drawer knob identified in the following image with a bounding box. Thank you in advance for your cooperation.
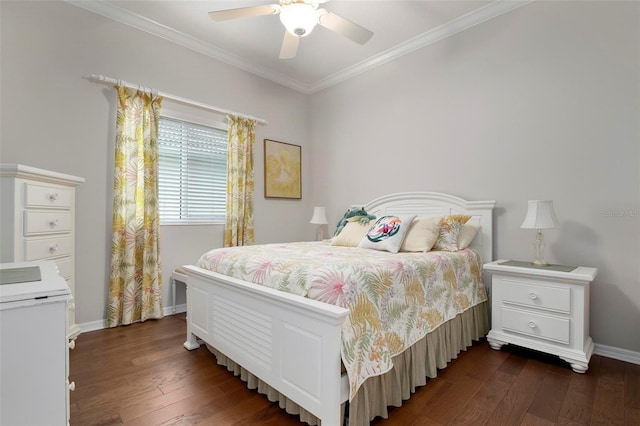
[49,193,59,201]
[49,244,59,253]
[68,340,76,350]
[528,321,537,329]
[49,219,59,228]
[528,292,538,300]
[69,381,76,391]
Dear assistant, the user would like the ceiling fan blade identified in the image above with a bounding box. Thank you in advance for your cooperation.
[279,31,299,59]
[209,4,280,22]
[317,9,373,45]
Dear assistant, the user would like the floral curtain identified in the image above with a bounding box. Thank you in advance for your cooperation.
[224,115,256,247]
[107,85,164,327]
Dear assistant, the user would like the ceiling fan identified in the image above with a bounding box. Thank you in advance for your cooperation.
[208,0,374,59]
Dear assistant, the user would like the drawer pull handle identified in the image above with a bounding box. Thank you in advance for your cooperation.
[49,193,59,201]
[49,219,59,228]
[528,321,537,329]
[68,340,76,350]
[69,381,76,392]
[49,244,59,253]
[529,292,538,300]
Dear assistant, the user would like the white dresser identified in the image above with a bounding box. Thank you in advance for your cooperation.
[0,261,74,425]
[0,163,85,339]
[484,259,598,373]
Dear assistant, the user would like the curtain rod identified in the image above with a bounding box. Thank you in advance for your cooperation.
[87,74,268,125]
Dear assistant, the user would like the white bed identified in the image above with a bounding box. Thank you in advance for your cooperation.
[182,191,495,425]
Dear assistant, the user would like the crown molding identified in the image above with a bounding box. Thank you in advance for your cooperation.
[65,0,311,93]
[308,0,534,93]
[65,0,533,95]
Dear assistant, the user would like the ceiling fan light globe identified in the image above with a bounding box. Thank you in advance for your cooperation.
[280,3,318,38]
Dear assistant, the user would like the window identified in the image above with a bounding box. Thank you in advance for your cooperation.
[158,116,227,224]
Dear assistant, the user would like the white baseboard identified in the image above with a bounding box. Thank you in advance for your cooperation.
[594,343,640,365]
[79,318,107,333]
[77,304,187,334]
[167,303,187,315]
[74,316,640,366]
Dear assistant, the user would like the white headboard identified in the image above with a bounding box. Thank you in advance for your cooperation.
[360,192,496,263]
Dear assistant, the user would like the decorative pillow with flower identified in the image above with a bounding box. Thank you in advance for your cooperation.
[432,214,472,251]
[358,214,416,253]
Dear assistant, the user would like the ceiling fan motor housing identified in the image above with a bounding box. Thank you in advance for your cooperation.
[209,0,372,59]
[279,2,319,37]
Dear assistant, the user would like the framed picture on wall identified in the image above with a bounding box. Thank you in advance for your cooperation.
[264,139,302,199]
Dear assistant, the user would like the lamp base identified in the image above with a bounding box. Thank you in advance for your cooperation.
[316,225,327,241]
[531,259,549,267]
[531,229,548,266]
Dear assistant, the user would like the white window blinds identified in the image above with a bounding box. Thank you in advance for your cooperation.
[158,117,227,224]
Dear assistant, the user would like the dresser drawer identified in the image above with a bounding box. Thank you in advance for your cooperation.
[501,307,570,344]
[500,278,571,314]
[24,183,73,209]
[24,211,72,235]
[24,236,72,261]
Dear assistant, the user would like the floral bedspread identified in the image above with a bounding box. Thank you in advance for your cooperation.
[196,241,487,399]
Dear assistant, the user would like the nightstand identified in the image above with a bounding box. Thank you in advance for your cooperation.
[484,259,598,373]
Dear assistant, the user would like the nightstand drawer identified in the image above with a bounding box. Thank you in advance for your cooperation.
[501,307,570,344]
[501,279,571,314]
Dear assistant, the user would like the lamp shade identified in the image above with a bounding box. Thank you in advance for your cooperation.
[521,200,559,229]
[310,206,328,225]
[279,3,318,37]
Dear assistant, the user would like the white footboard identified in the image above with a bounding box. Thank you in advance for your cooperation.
[182,265,350,426]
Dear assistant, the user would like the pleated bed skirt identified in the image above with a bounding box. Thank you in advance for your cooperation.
[206,300,489,426]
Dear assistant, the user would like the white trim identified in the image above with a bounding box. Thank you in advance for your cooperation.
[65,0,534,95]
[77,304,187,334]
[308,0,534,93]
[78,318,107,333]
[594,343,640,365]
[171,303,187,315]
[66,0,311,93]
[76,313,640,368]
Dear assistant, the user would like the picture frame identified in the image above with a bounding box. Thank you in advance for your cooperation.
[264,139,302,199]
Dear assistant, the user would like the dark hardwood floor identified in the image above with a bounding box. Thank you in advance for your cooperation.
[69,314,640,426]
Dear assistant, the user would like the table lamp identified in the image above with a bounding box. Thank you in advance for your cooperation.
[310,206,328,241]
[520,200,559,266]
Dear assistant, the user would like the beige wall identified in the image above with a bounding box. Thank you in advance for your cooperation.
[309,1,640,353]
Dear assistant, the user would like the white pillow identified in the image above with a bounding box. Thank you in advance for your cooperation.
[330,220,373,247]
[400,215,444,252]
[358,214,416,253]
[457,223,480,249]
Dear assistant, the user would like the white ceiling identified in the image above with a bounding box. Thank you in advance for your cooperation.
[67,0,532,94]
